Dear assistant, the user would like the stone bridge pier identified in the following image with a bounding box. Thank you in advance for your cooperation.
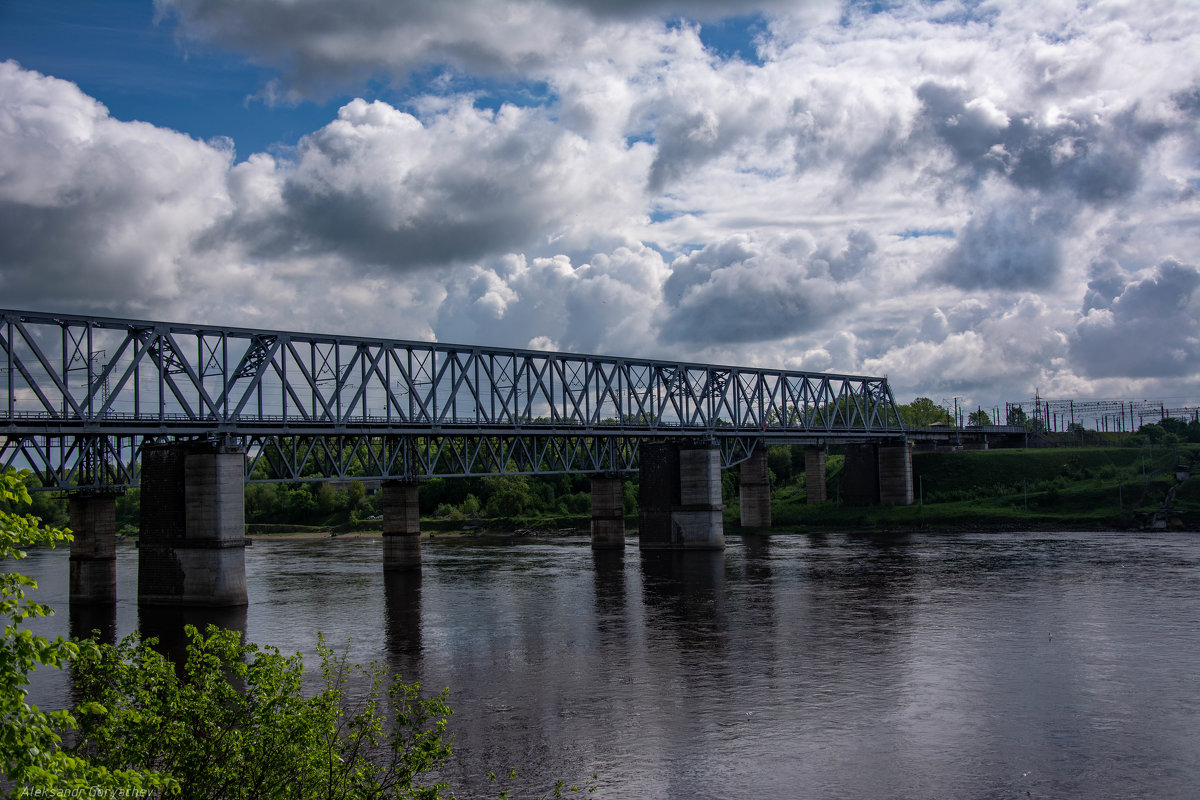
[738,445,771,529]
[843,440,914,505]
[590,475,625,550]
[381,479,421,571]
[137,440,248,607]
[68,491,119,605]
[638,441,725,550]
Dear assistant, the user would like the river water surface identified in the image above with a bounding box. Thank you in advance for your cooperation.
[20,530,1200,799]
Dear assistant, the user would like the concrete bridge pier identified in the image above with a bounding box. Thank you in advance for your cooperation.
[590,475,625,549]
[138,440,248,607]
[805,445,827,504]
[739,446,771,529]
[843,441,914,506]
[67,491,118,605]
[878,442,914,505]
[382,479,421,571]
[638,441,724,550]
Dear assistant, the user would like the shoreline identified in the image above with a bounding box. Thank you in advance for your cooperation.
[239,519,1196,542]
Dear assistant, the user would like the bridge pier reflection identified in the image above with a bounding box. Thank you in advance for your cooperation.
[137,604,248,665]
[384,571,422,660]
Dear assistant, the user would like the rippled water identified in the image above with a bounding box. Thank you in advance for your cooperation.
[20,530,1200,799]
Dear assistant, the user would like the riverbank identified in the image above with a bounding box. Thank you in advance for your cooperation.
[162,444,1200,538]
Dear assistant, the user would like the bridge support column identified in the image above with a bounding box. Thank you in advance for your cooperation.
[382,480,421,571]
[590,475,625,549]
[843,443,880,505]
[138,441,247,607]
[638,442,724,550]
[805,446,827,504]
[878,442,914,505]
[739,446,771,529]
[843,442,913,506]
[68,492,117,605]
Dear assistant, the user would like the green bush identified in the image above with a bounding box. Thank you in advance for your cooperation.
[2,469,170,794]
[70,627,454,799]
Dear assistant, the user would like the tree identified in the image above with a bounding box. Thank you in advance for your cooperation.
[1137,423,1166,443]
[1006,406,1028,427]
[897,397,953,428]
[1,469,169,794]
[967,409,992,427]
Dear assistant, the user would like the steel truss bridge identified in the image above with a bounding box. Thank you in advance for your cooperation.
[1,309,905,489]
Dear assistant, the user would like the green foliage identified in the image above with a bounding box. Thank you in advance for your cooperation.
[967,409,992,426]
[243,481,380,526]
[1138,423,1167,443]
[1,469,170,795]
[766,446,794,485]
[483,476,536,517]
[621,480,638,516]
[897,397,953,428]
[69,626,454,799]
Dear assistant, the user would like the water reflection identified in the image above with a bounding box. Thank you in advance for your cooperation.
[640,550,727,653]
[68,603,117,646]
[383,571,422,662]
[591,549,626,622]
[17,531,1200,800]
[137,604,248,664]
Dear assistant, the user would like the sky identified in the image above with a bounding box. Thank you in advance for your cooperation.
[1,0,1198,415]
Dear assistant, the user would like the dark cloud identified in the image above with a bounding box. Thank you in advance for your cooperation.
[1079,259,1127,315]
[648,109,738,192]
[157,0,806,94]
[788,93,911,185]
[933,204,1064,290]
[818,228,876,281]
[916,81,1164,205]
[658,231,872,345]
[1071,259,1200,378]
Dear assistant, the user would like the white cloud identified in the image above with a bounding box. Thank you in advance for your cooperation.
[5,0,1200,411]
[0,61,233,312]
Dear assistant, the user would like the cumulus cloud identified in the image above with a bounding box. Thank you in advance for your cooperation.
[933,201,1066,290]
[208,97,645,271]
[658,230,876,345]
[1072,259,1200,378]
[916,81,1164,205]
[156,0,832,94]
[6,0,1200,410]
[435,244,669,354]
[0,61,233,312]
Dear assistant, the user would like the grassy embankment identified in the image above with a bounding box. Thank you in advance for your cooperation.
[746,444,1200,532]
[240,444,1200,537]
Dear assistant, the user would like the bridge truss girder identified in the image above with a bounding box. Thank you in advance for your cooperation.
[1,309,905,489]
[1,431,794,489]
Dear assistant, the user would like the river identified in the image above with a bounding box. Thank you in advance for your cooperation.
[18,530,1200,799]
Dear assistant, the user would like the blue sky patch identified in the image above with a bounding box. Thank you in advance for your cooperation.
[697,14,769,66]
[896,228,956,240]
